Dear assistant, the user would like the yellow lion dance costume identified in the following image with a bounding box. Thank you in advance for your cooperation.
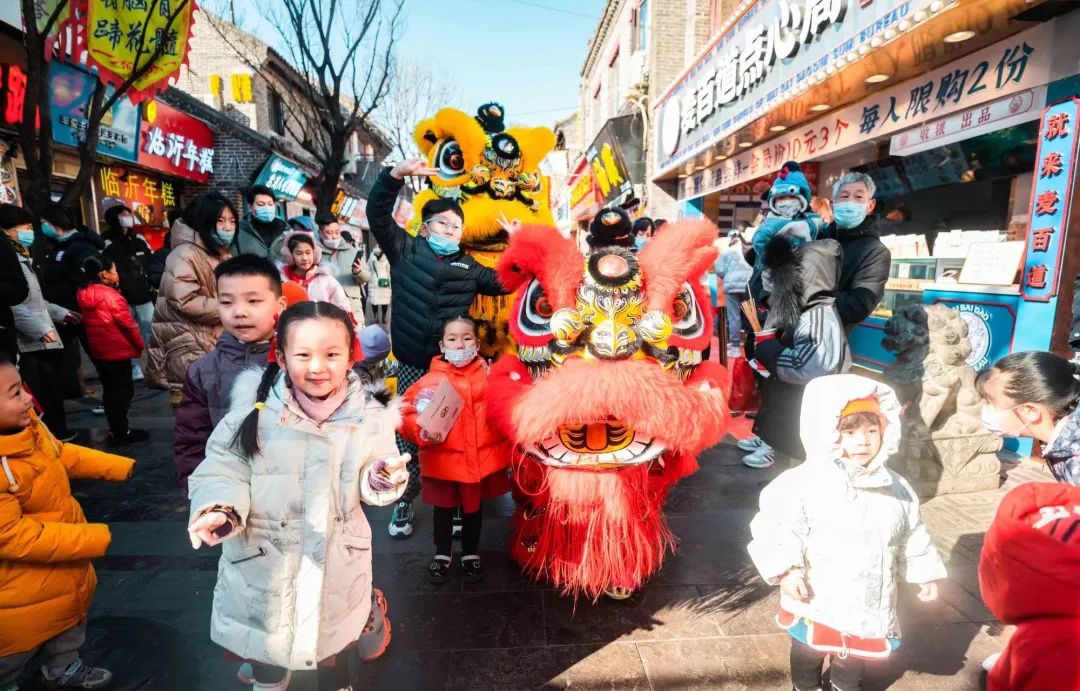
[408,103,556,357]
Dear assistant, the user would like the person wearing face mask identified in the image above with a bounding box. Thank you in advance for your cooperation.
[399,317,511,584]
[102,205,154,382]
[0,204,75,441]
[232,185,289,259]
[817,172,891,331]
[750,162,825,284]
[147,193,235,406]
[0,206,29,362]
[36,203,102,404]
[631,217,654,252]
[369,159,509,539]
[366,244,391,329]
[977,351,1080,485]
[312,213,370,325]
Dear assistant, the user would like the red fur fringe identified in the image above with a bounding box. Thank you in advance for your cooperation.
[637,219,720,313]
[496,225,583,310]
[510,460,675,600]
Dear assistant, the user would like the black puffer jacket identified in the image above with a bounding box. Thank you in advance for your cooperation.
[367,168,506,369]
[0,238,29,359]
[102,228,154,305]
[37,230,106,311]
[818,214,891,329]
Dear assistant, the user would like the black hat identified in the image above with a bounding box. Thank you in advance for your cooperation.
[587,207,633,248]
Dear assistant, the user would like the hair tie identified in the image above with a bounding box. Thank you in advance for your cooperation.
[254,402,266,411]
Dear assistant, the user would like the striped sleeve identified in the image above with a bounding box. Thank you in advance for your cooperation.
[775,306,847,385]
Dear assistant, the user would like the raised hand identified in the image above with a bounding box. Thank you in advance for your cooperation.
[496,211,522,235]
[390,158,439,181]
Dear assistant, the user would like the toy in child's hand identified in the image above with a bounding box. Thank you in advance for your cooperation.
[368,453,411,493]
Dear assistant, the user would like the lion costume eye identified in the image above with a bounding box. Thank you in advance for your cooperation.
[435,139,465,177]
[668,282,708,348]
[514,279,554,341]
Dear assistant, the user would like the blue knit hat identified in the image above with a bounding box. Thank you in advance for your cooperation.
[288,215,318,233]
[359,325,391,362]
[768,161,812,205]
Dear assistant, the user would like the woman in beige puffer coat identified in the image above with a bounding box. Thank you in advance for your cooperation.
[147,194,235,396]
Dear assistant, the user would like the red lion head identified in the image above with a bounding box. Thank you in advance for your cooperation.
[487,220,730,598]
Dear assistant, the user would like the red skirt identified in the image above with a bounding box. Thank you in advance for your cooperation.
[421,469,511,512]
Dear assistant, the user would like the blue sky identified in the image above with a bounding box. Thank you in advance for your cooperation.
[224,0,604,129]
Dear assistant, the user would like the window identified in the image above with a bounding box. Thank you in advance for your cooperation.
[638,0,649,52]
[268,88,286,134]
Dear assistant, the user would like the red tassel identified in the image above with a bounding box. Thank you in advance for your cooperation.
[510,459,675,601]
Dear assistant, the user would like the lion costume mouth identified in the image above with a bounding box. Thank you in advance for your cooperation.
[526,421,666,469]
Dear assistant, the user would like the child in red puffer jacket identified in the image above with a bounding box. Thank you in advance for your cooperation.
[979,482,1080,691]
[76,253,148,446]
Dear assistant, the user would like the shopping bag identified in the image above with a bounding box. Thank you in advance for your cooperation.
[728,356,760,412]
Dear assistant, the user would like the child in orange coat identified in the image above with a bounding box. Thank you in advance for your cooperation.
[400,317,510,585]
[0,354,134,689]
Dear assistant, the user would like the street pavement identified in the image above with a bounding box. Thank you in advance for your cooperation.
[24,383,1047,690]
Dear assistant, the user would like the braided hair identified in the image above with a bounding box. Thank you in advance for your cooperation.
[230,301,357,458]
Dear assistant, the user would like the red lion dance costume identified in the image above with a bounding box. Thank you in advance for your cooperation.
[487,218,730,599]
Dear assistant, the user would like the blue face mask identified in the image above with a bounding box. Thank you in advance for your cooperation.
[833,202,869,230]
[214,229,236,246]
[634,236,648,250]
[427,233,460,257]
[252,206,276,224]
[41,221,62,240]
[15,229,35,248]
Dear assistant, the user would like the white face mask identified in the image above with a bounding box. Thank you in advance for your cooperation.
[772,198,804,218]
[980,404,1030,438]
[118,215,135,229]
[444,346,477,367]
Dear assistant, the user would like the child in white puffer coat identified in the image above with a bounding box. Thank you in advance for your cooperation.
[747,374,947,691]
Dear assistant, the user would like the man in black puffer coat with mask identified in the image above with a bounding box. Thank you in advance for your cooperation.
[368,157,508,539]
[817,172,891,332]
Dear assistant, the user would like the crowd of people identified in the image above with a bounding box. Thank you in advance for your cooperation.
[0,155,1077,691]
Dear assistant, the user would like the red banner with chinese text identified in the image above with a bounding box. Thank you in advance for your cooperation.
[137,98,214,182]
[95,163,181,228]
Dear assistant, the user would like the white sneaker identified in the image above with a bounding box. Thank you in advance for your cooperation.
[252,670,292,691]
[91,405,105,416]
[132,363,144,381]
[736,435,764,452]
[237,662,254,684]
[742,444,775,469]
[982,652,1001,672]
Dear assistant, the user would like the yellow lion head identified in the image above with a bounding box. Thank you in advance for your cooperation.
[409,103,556,256]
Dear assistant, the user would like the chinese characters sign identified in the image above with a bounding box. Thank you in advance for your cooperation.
[82,0,198,105]
[0,64,29,127]
[1021,98,1080,302]
[138,98,214,182]
[253,154,308,201]
[50,62,140,163]
[586,138,632,206]
[683,24,1053,198]
[95,164,179,227]
[657,0,923,171]
[331,190,361,218]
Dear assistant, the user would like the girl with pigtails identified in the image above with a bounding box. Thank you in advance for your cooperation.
[186,301,409,691]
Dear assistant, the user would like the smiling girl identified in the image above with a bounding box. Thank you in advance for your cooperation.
[187,301,408,691]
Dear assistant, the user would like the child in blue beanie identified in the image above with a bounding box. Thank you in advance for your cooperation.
[751,161,825,272]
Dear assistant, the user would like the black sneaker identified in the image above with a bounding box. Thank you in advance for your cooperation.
[428,556,452,585]
[42,659,113,689]
[107,428,150,446]
[461,555,484,584]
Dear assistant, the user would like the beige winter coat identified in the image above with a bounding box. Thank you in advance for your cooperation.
[147,222,228,392]
[188,368,403,669]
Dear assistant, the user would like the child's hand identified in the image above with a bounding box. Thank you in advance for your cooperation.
[420,429,445,444]
[496,212,522,235]
[189,510,232,549]
[917,581,940,603]
[375,453,411,486]
[780,568,810,602]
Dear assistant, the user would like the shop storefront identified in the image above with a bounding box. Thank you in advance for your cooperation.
[652,0,1080,368]
[252,152,313,219]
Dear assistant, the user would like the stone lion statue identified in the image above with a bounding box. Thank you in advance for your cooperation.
[882,304,1001,496]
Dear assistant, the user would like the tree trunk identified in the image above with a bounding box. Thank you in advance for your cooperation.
[315,133,349,217]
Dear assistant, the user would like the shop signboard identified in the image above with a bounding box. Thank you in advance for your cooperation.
[1021,97,1080,303]
[138,99,214,183]
[926,291,1020,372]
[682,21,1057,200]
[50,62,141,163]
[586,132,632,206]
[331,190,362,219]
[0,64,28,128]
[253,154,308,201]
[568,156,600,221]
[95,164,179,227]
[657,0,927,173]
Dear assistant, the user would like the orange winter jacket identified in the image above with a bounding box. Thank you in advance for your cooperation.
[400,356,510,484]
[0,413,134,655]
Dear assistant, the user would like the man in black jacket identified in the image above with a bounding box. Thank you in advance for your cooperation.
[818,172,891,331]
[102,205,154,380]
[369,158,508,539]
[0,220,28,361]
[232,184,289,258]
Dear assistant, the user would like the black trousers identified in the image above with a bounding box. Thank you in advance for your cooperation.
[433,505,481,556]
[56,323,85,400]
[94,359,134,435]
[790,639,866,691]
[18,348,69,436]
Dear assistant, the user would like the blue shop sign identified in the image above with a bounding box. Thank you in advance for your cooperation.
[253,154,308,201]
[50,61,140,163]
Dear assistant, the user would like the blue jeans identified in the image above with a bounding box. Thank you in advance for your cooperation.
[724,292,745,349]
